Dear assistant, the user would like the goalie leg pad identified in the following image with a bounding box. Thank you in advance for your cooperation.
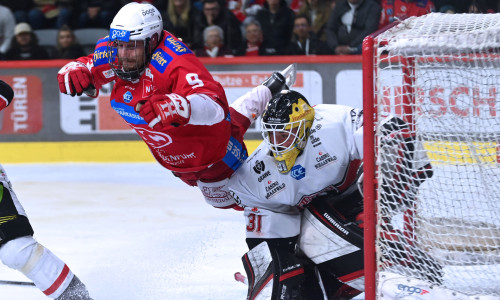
[299,204,363,265]
[0,236,75,299]
[242,241,306,300]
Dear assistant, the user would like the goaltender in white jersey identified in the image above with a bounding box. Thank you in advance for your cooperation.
[229,90,365,299]
[230,103,363,238]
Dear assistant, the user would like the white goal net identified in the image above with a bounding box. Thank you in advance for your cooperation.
[364,13,500,299]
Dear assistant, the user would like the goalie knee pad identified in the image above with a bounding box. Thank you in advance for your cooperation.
[242,241,306,300]
[0,236,76,299]
[299,203,365,292]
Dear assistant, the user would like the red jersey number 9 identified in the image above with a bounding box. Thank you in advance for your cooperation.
[186,73,204,89]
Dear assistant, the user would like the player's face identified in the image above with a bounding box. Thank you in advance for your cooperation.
[116,40,145,71]
[268,126,299,150]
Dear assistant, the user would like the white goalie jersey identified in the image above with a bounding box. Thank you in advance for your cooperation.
[228,104,364,239]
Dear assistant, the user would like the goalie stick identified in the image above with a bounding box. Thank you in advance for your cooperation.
[0,279,35,286]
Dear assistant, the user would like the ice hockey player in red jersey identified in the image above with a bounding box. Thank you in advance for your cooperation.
[57,2,290,209]
[0,80,93,300]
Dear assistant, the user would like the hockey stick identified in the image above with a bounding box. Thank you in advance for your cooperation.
[0,279,36,286]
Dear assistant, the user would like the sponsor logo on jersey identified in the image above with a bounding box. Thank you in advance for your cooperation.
[123,91,133,103]
[110,28,130,41]
[253,160,265,174]
[142,79,154,98]
[396,284,429,296]
[265,180,286,199]
[201,185,232,203]
[310,135,322,147]
[314,152,337,169]
[110,99,146,125]
[102,69,115,79]
[253,160,272,182]
[297,186,338,209]
[290,165,305,180]
[130,125,173,149]
[230,191,242,206]
[150,49,173,73]
[93,45,114,67]
[155,148,196,165]
[164,36,192,55]
[223,136,248,171]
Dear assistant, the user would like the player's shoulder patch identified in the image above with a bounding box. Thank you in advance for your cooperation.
[150,48,173,73]
[163,35,193,56]
[93,36,111,67]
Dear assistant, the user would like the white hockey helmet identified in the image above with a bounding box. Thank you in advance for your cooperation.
[107,2,163,81]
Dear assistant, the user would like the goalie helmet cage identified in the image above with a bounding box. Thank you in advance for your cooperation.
[362,13,500,300]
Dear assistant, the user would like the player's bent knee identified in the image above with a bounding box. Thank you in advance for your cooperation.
[0,235,39,271]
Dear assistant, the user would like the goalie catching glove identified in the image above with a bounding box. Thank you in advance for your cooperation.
[57,61,96,97]
[137,93,191,131]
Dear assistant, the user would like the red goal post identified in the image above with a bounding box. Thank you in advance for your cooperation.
[362,13,500,300]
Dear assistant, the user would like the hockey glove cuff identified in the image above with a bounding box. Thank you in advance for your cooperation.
[57,61,95,97]
[0,80,14,111]
[138,93,191,131]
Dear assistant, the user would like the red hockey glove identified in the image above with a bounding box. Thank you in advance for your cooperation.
[138,93,191,131]
[57,61,94,97]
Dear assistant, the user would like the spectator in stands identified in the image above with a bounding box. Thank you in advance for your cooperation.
[0,5,15,60]
[28,0,74,29]
[163,0,203,50]
[298,0,332,42]
[78,0,118,28]
[5,22,49,60]
[238,17,276,56]
[195,25,233,57]
[467,0,496,13]
[194,0,243,54]
[53,24,85,59]
[0,0,33,24]
[438,4,456,13]
[255,0,295,55]
[284,14,331,55]
[379,0,435,29]
[326,0,381,55]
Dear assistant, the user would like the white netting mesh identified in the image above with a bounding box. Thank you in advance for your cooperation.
[373,13,500,297]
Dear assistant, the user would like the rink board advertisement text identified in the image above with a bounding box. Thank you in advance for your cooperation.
[0,76,43,135]
[2,57,497,163]
[59,71,320,134]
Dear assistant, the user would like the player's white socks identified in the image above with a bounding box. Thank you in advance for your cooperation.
[0,236,91,299]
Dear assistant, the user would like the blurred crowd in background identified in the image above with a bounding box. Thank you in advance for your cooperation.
[0,0,498,60]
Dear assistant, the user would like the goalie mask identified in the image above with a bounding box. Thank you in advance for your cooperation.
[107,2,163,81]
[261,90,315,173]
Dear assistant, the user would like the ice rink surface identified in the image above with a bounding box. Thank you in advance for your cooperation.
[0,163,249,300]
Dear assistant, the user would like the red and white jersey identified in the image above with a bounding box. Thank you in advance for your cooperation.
[76,31,246,179]
[379,0,435,29]
[229,105,363,235]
